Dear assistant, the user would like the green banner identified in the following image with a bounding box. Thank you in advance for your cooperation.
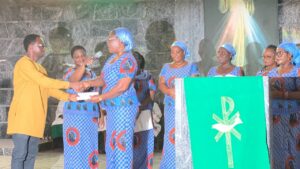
[184,76,270,169]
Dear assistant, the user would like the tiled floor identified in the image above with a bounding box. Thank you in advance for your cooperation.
[0,149,162,169]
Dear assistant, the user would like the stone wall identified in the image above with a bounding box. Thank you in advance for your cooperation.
[0,0,205,142]
[278,0,300,42]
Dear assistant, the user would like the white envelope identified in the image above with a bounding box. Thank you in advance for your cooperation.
[76,92,98,101]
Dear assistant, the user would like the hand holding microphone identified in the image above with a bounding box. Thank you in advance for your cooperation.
[85,51,103,69]
[93,51,103,60]
[88,51,103,63]
[63,51,103,68]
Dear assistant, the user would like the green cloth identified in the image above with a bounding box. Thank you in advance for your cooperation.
[51,124,63,139]
[184,76,270,169]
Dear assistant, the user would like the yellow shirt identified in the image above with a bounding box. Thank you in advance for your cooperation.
[7,56,70,138]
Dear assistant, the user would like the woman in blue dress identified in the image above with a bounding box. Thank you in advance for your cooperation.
[159,41,199,169]
[207,43,244,76]
[256,45,277,76]
[63,45,100,169]
[86,27,139,169]
[268,42,300,169]
[132,51,156,169]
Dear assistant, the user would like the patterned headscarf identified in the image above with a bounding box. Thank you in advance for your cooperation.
[113,27,134,52]
[221,43,236,59]
[171,41,190,60]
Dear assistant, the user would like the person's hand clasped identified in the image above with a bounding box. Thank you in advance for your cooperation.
[82,81,91,91]
[70,81,83,92]
[89,95,103,103]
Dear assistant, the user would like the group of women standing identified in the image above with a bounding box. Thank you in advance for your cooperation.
[61,27,157,169]
[60,26,201,169]
[261,43,300,169]
[60,25,300,169]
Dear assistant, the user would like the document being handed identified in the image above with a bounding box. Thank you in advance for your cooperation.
[76,92,98,101]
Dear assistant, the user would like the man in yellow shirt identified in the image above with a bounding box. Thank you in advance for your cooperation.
[7,34,82,169]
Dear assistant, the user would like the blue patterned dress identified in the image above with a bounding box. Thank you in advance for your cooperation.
[63,68,100,169]
[256,67,276,76]
[159,63,199,169]
[207,66,242,76]
[101,52,139,169]
[268,67,300,169]
[133,70,157,169]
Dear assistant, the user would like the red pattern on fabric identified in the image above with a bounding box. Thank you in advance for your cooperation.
[92,117,98,124]
[147,153,154,169]
[167,76,176,88]
[88,150,99,169]
[285,156,295,169]
[66,127,80,146]
[120,58,135,74]
[116,130,127,151]
[110,130,117,150]
[273,115,281,124]
[168,128,175,145]
[63,67,73,80]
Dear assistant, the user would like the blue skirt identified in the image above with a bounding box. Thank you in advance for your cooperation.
[160,103,175,169]
[63,102,99,169]
[105,105,138,169]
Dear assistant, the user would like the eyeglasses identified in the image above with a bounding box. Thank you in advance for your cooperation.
[36,43,45,49]
[275,51,287,57]
[263,55,275,59]
[106,37,118,42]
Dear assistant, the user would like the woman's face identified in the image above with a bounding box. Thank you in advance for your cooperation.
[217,47,232,65]
[72,49,86,67]
[171,46,185,63]
[107,33,124,54]
[263,48,276,67]
[275,48,291,66]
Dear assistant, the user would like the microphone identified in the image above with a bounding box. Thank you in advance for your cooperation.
[63,51,103,69]
[93,51,103,60]
[86,51,103,70]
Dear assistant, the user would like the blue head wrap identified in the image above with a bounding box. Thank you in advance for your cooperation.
[113,27,134,52]
[221,43,236,59]
[171,41,190,60]
[278,42,300,65]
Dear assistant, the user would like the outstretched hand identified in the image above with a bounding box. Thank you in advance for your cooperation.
[68,94,78,102]
[82,81,91,90]
[70,81,83,92]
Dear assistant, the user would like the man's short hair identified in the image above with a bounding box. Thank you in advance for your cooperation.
[23,34,40,52]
